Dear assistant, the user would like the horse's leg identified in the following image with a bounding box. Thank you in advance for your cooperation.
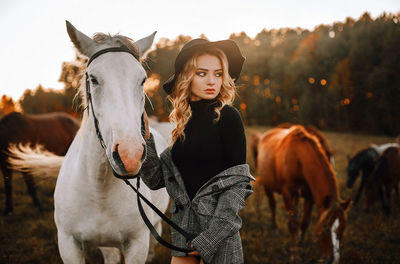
[99,247,121,264]
[300,191,313,241]
[384,184,391,216]
[22,172,42,211]
[1,162,13,215]
[265,187,277,230]
[57,229,85,264]
[282,188,301,264]
[123,229,150,264]
[354,175,366,205]
[378,186,386,213]
[395,183,400,205]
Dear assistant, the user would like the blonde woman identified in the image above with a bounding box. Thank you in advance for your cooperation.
[141,38,254,264]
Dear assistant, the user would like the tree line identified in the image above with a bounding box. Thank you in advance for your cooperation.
[1,12,399,136]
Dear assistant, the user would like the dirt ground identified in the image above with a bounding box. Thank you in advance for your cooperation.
[1,127,399,263]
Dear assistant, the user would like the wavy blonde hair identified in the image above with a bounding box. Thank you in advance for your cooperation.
[168,47,237,145]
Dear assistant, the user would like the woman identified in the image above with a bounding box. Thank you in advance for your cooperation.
[141,38,254,264]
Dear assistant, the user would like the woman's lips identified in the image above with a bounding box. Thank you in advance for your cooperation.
[205,88,215,94]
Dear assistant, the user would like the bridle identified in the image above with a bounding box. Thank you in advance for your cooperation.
[85,46,143,180]
[85,47,195,253]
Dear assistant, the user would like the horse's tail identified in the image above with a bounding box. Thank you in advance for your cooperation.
[7,143,64,178]
[250,132,261,168]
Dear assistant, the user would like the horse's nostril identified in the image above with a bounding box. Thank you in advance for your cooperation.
[141,143,147,162]
[112,145,127,173]
[113,144,119,152]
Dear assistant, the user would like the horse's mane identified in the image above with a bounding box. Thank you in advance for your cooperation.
[73,33,142,131]
[289,126,338,195]
[278,123,333,158]
[304,125,333,158]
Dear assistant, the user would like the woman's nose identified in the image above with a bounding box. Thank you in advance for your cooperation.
[207,75,216,85]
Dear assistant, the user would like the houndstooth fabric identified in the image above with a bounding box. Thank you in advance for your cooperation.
[140,135,254,264]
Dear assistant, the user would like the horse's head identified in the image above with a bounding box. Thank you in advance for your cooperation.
[346,157,359,188]
[315,199,351,262]
[66,21,156,176]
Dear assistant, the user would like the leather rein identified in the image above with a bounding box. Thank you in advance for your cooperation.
[85,47,195,253]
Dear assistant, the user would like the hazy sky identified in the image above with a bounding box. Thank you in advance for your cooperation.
[0,0,399,101]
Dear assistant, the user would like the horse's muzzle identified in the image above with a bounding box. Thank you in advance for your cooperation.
[112,143,146,175]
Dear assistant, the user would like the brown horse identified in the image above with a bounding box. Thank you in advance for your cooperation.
[277,123,335,166]
[250,125,350,263]
[365,146,400,215]
[0,112,80,215]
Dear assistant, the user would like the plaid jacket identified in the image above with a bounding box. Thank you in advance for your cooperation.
[140,135,255,264]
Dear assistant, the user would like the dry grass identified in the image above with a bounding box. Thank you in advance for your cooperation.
[1,126,399,263]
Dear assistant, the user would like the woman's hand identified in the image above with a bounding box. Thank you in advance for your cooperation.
[187,250,200,256]
[143,111,150,140]
[187,244,200,256]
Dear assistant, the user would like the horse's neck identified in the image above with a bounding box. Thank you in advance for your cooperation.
[300,144,339,209]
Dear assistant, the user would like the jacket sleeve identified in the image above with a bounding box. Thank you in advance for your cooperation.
[139,133,165,190]
[191,181,253,263]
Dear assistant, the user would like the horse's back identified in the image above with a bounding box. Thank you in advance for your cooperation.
[372,143,400,155]
[0,112,31,145]
[29,113,80,155]
[27,112,80,155]
[257,126,325,189]
[0,112,80,156]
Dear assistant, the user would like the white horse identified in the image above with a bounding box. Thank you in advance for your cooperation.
[8,21,169,264]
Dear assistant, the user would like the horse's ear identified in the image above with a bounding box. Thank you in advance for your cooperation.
[135,31,156,58]
[346,154,351,161]
[65,20,97,57]
[340,198,352,211]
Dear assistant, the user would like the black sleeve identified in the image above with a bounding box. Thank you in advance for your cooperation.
[219,105,247,166]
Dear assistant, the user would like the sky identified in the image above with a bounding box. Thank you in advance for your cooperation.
[0,0,399,101]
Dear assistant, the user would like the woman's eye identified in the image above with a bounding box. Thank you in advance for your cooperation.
[215,72,222,77]
[90,76,99,85]
[196,71,206,77]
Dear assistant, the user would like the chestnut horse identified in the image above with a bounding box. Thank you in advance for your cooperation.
[251,125,350,263]
[0,112,80,215]
[365,146,400,215]
[277,123,335,167]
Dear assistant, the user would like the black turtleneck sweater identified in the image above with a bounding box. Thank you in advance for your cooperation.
[171,99,246,200]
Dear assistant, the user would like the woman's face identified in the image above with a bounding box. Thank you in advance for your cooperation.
[190,54,223,101]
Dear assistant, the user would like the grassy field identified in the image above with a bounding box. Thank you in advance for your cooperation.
[1,126,399,263]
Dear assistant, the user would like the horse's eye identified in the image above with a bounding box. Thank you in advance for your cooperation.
[90,75,99,85]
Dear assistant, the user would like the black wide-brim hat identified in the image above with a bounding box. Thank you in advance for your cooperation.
[162,38,246,95]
